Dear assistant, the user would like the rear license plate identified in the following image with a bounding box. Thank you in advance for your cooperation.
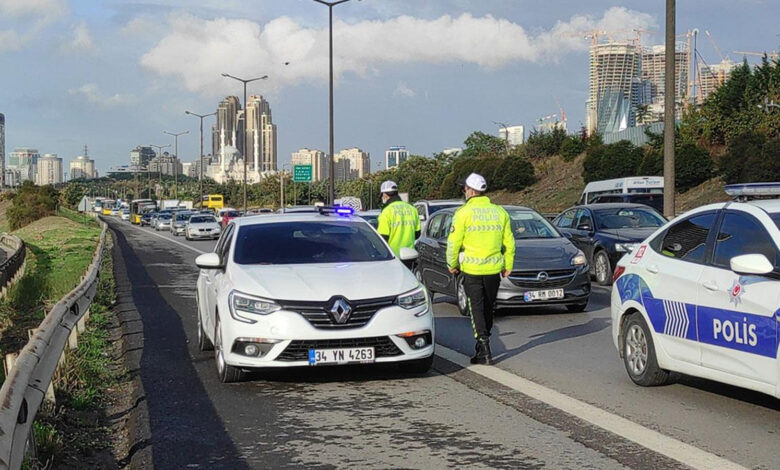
[308,347,375,365]
[523,289,564,302]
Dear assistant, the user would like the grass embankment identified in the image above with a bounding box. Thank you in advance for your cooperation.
[489,153,730,214]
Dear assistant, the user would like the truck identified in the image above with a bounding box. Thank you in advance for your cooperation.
[160,199,180,210]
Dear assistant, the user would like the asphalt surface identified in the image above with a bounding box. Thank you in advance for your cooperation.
[105,217,779,470]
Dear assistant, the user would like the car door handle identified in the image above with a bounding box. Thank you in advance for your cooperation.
[646,265,659,274]
[702,280,719,292]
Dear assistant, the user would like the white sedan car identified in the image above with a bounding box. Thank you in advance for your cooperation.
[195,209,434,382]
[185,215,221,240]
[611,184,780,399]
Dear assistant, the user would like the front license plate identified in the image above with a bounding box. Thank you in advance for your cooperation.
[523,289,564,302]
[308,347,375,365]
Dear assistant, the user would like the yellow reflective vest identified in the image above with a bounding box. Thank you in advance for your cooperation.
[377,200,421,256]
[446,196,515,275]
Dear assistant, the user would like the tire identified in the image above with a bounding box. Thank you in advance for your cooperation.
[622,312,670,387]
[214,317,246,383]
[399,354,434,374]
[197,301,213,351]
[456,276,469,317]
[566,301,588,313]
[594,250,612,286]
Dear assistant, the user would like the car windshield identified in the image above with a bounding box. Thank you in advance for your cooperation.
[507,209,560,239]
[234,221,393,265]
[176,213,191,221]
[770,213,780,230]
[159,214,172,220]
[224,211,240,217]
[429,203,462,215]
[190,216,216,224]
[594,207,665,229]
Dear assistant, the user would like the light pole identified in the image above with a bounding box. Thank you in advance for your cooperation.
[149,143,170,199]
[369,160,382,210]
[280,163,291,213]
[221,73,268,213]
[185,110,217,209]
[663,0,676,219]
[312,0,355,205]
[492,120,511,156]
[163,130,189,201]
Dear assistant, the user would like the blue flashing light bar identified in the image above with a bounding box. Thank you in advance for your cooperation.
[317,206,355,216]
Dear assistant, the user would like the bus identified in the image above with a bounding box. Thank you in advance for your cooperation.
[201,194,224,212]
[578,177,663,205]
[130,199,155,224]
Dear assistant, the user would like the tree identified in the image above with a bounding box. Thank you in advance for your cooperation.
[560,135,586,161]
[583,140,643,183]
[675,143,713,191]
[460,131,507,158]
[8,181,58,230]
[720,132,780,184]
[525,127,567,159]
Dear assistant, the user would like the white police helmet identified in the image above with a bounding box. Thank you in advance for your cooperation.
[464,173,487,192]
[380,180,398,193]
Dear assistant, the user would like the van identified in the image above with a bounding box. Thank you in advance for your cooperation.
[578,177,663,205]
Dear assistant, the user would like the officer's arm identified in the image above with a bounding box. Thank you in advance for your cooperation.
[414,206,421,240]
[446,211,465,270]
[501,210,516,273]
[414,230,421,239]
[377,210,390,242]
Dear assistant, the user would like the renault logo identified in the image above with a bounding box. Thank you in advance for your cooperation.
[330,298,353,324]
[537,271,549,281]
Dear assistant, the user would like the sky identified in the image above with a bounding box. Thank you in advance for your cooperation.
[1,0,778,174]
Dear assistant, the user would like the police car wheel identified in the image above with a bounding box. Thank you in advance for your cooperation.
[215,316,246,383]
[456,277,469,317]
[197,301,213,352]
[623,313,670,387]
[594,251,612,286]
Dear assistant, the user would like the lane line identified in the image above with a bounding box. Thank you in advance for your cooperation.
[114,218,746,470]
[435,345,746,470]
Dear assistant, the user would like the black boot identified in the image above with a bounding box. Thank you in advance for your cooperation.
[470,338,493,365]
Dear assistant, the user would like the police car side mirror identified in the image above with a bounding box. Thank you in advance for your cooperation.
[730,254,773,276]
[399,247,419,262]
[196,252,224,270]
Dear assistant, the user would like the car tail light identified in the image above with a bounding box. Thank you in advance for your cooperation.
[612,265,626,283]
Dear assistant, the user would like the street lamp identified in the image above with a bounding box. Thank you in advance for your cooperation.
[369,160,382,210]
[492,120,510,156]
[185,110,217,209]
[163,130,189,201]
[149,143,170,199]
[221,73,268,213]
[280,163,291,213]
[312,0,356,205]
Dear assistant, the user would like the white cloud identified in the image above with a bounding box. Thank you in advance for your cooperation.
[394,82,415,98]
[121,16,157,36]
[0,0,67,52]
[140,7,656,96]
[68,83,136,107]
[61,22,96,54]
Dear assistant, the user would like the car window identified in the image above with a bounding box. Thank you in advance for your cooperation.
[508,210,560,239]
[427,213,445,239]
[594,207,665,229]
[713,212,778,269]
[575,209,593,230]
[594,196,621,203]
[771,213,780,231]
[215,224,234,255]
[555,209,577,229]
[437,214,453,239]
[415,204,426,220]
[233,221,393,265]
[429,203,461,215]
[190,216,216,224]
[656,213,715,263]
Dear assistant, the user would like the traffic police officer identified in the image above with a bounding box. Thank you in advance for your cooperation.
[447,173,515,365]
[376,181,421,266]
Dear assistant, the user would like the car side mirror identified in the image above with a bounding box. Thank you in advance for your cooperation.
[577,224,592,232]
[419,214,426,222]
[399,247,419,261]
[196,252,224,270]
[730,254,773,276]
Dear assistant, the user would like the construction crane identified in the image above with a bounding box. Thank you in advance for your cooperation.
[705,30,729,61]
[734,50,780,60]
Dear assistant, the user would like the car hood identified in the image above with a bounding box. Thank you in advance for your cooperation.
[599,227,657,242]
[513,238,580,270]
[229,260,419,302]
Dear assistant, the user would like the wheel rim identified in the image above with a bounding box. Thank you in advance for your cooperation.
[596,254,609,283]
[215,323,225,374]
[625,324,648,375]
[457,279,467,312]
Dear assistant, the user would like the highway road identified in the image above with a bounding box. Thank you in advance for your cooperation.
[105,217,779,470]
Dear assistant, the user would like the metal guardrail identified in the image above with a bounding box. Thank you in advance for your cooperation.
[0,235,25,295]
[0,219,107,470]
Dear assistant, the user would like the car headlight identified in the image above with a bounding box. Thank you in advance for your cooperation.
[229,291,281,323]
[615,243,638,253]
[571,250,587,266]
[396,286,428,311]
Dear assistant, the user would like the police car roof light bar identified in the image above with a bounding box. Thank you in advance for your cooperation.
[725,182,780,201]
[317,206,354,216]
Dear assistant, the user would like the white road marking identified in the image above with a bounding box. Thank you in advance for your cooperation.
[125,222,208,255]
[435,345,747,470]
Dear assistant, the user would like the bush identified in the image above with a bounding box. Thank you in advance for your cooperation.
[438,155,536,197]
[560,136,586,161]
[7,181,58,230]
[676,143,713,191]
[583,140,643,183]
[720,132,780,184]
[492,155,536,191]
[525,127,567,159]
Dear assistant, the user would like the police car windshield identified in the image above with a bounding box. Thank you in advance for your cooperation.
[594,208,665,229]
[234,221,393,265]
[506,210,560,239]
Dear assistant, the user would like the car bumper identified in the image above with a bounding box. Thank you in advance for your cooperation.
[219,304,435,369]
[495,268,591,308]
[187,231,220,239]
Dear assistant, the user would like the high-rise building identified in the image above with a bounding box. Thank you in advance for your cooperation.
[385,146,409,169]
[291,148,327,182]
[498,126,525,146]
[245,95,277,172]
[0,113,5,187]
[9,147,40,183]
[37,154,63,185]
[640,44,689,120]
[130,146,155,168]
[70,154,96,180]
[148,152,182,177]
[699,59,737,103]
[181,161,195,178]
[586,43,642,135]
[335,148,370,180]
[213,96,243,160]
[333,158,351,182]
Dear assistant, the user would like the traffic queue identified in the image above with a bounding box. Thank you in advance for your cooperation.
[99,178,780,399]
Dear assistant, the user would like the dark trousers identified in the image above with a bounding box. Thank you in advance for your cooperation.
[462,273,501,340]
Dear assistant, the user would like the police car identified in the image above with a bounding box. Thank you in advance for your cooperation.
[611,183,780,399]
